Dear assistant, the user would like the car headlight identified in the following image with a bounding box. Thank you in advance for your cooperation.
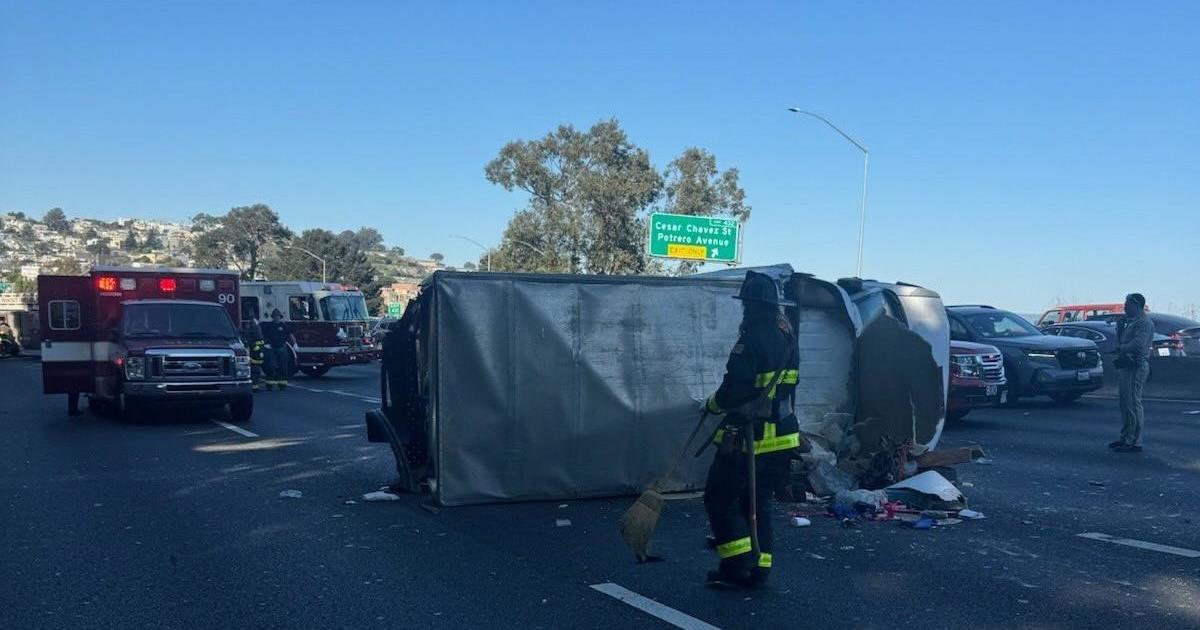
[235,355,251,378]
[125,357,146,380]
[951,355,982,378]
[1025,349,1058,360]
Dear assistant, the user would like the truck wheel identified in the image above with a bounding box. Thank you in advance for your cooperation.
[230,396,254,423]
[300,365,330,378]
[1050,392,1083,404]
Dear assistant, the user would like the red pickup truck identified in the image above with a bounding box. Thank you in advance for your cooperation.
[947,340,1008,420]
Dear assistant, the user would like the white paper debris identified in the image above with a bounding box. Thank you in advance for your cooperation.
[555,519,572,527]
[362,491,401,502]
[279,489,303,499]
[958,509,986,520]
[790,517,812,527]
[886,471,963,502]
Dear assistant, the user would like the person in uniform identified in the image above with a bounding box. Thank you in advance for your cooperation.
[1111,293,1153,453]
[261,310,296,390]
[241,317,265,392]
[702,271,801,588]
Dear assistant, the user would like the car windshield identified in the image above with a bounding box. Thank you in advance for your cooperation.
[320,294,369,322]
[965,311,1042,338]
[123,303,238,339]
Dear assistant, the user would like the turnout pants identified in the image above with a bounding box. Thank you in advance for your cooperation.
[1119,362,1149,447]
[263,346,291,388]
[704,426,788,583]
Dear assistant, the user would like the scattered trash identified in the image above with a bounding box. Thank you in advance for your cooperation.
[558,504,568,509]
[555,519,572,527]
[808,461,855,497]
[905,517,936,530]
[362,491,401,502]
[886,471,963,502]
[807,553,827,560]
[1183,410,1200,415]
[343,500,358,505]
[839,518,858,529]
[915,445,986,470]
[958,509,986,520]
[1088,480,1106,487]
[834,489,889,512]
[936,518,963,526]
[332,514,344,519]
[961,482,974,488]
[279,489,303,499]
[790,517,812,528]
[974,457,993,465]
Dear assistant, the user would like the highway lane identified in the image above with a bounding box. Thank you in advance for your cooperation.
[3,356,1200,629]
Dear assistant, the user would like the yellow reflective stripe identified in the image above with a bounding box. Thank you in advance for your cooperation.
[753,369,798,387]
[717,537,753,559]
[754,432,801,454]
[758,552,773,568]
[764,422,777,440]
[706,396,723,414]
[712,428,724,445]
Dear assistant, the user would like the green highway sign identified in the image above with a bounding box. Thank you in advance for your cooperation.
[648,212,741,263]
[387,302,402,317]
[0,282,10,293]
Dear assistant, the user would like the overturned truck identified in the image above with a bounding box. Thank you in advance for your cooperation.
[366,265,947,506]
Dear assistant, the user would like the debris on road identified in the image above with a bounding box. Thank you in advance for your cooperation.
[886,471,963,502]
[362,490,401,502]
[1183,410,1200,415]
[915,445,986,470]
[790,517,812,527]
[279,489,303,499]
[1088,480,1106,487]
[959,509,986,520]
[808,461,855,497]
[555,519,572,527]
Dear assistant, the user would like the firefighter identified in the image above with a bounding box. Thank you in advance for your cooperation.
[261,309,296,390]
[241,317,266,392]
[0,316,18,357]
[702,271,800,589]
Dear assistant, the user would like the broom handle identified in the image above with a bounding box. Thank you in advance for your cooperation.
[746,429,760,558]
[652,409,712,492]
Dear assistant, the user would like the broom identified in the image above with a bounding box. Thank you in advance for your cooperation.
[619,408,713,563]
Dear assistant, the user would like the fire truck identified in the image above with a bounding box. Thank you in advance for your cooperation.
[239,281,379,377]
[38,267,254,421]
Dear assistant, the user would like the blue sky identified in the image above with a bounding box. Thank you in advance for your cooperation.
[2,1,1196,313]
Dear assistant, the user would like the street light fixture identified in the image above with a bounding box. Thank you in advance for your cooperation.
[787,107,870,278]
[450,235,491,271]
[284,245,327,284]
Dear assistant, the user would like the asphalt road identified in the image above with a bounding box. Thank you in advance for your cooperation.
[2,357,1199,629]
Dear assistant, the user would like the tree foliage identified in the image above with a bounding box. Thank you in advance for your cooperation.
[429,252,444,263]
[43,207,70,233]
[261,228,381,309]
[122,229,139,251]
[484,120,747,275]
[45,257,85,275]
[140,228,164,251]
[191,204,291,280]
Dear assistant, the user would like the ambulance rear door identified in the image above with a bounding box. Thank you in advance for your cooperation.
[37,275,95,394]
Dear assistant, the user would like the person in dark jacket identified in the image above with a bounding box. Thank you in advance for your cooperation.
[1111,293,1153,453]
[261,310,296,390]
[241,318,265,392]
[702,271,801,588]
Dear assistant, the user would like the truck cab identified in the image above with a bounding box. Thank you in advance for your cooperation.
[240,281,380,377]
[38,267,253,421]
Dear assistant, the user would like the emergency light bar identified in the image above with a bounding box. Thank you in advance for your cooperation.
[97,276,118,292]
[159,278,177,293]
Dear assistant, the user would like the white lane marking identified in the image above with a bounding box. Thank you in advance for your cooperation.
[1084,394,1200,404]
[590,583,721,630]
[290,384,380,404]
[1077,532,1200,558]
[211,419,259,438]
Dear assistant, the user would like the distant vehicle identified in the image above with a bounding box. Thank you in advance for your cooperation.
[947,305,1103,404]
[1086,312,1199,356]
[1042,321,1183,358]
[1035,303,1124,327]
[241,281,381,377]
[947,340,1007,421]
[38,267,253,421]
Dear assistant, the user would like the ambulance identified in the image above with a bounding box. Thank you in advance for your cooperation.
[38,267,254,420]
[240,281,380,377]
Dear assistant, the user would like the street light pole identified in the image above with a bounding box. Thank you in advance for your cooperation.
[787,108,870,278]
[284,245,327,284]
[450,235,491,271]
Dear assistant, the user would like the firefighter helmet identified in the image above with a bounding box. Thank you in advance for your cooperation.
[733,271,795,307]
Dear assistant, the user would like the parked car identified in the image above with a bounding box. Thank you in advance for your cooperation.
[1086,312,1199,356]
[1035,303,1124,327]
[1041,321,1183,358]
[947,305,1103,404]
[947,340,1007,421]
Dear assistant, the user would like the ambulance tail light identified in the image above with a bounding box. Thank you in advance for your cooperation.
[97,276,118,292]
[159,278,177,293]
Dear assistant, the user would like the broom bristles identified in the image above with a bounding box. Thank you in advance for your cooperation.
[620,489,665,559]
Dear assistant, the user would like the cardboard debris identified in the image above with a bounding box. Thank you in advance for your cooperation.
[915,445,986,470]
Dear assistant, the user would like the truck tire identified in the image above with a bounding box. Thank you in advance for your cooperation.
[230,396,254,422]
[300,365,330,378]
